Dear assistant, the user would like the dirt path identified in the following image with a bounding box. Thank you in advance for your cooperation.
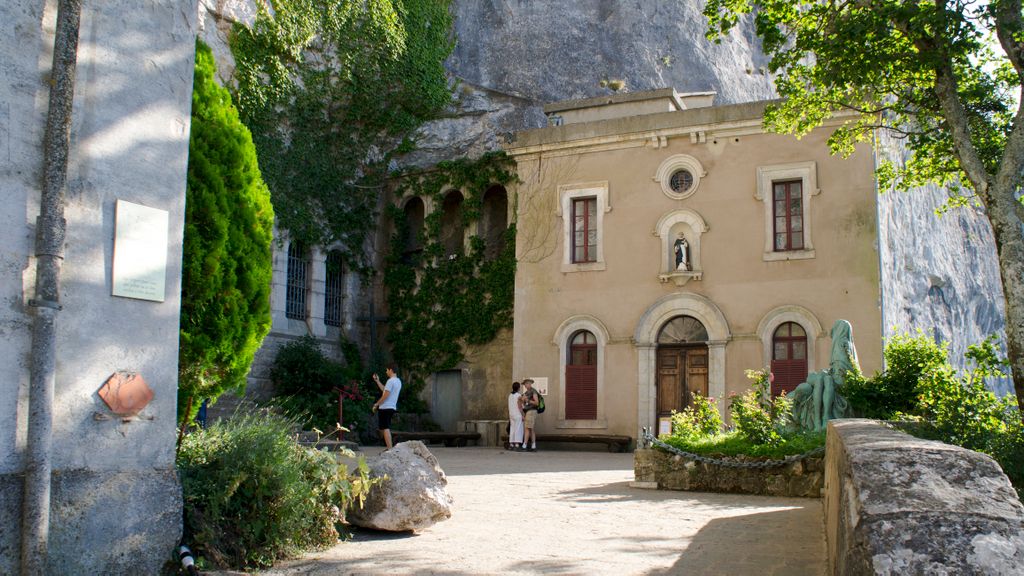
[216,446,826,575]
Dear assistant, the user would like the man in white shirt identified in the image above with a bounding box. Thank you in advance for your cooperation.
[372,365,402,450]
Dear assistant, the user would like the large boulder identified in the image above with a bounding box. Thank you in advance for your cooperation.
[347,441,453,532]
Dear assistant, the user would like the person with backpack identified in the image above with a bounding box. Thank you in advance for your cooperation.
[520,379,543,452]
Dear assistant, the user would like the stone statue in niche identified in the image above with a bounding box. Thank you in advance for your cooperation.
[789,319,858,431]
[673,235,690,271]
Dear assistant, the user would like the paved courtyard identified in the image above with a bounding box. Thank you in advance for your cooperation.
[223,445,826,575]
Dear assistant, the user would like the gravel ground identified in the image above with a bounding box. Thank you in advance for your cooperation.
[208,445,826,576]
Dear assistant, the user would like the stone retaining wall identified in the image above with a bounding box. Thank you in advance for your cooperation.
[825,419,1024,575]
[633,447,824,498]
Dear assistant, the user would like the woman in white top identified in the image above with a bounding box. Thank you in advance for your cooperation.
[507,381,525,450]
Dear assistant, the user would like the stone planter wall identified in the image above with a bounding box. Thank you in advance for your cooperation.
[633,447,824,498]
[825,419,1024,575]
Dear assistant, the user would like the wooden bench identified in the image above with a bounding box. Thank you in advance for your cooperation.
[502,433,633,452]
[391,431,481,447]
[538,434,632,452]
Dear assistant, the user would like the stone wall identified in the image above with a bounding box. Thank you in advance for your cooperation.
[633,448,824,498]
[0,1,196,573]
[824,419,1024,575]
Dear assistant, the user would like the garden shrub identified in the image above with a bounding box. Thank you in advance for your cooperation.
[669,393,723,440]
[730,391,782,447]
[877,333,1024,497]
[843,331,948,420]
[660,369,823,458]
[177,411,376,569]
[270,335,375,436]
[727,368,791,446]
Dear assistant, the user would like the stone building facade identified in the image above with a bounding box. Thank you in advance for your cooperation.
[505,90,885,440]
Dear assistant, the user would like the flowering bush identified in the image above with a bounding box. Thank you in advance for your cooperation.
[728,368,791,447]
[669,394,723,439]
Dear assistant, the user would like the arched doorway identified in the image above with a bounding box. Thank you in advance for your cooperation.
[656,316,709,421]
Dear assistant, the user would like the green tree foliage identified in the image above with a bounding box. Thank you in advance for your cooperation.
[843,331,950,419]
[179,40,274,422]
[269,335,375,436]
[231,0,454,270]
[669,394,723,440]
[383,153,518,403]
[177,411,377,569]
[704,0,1024,416]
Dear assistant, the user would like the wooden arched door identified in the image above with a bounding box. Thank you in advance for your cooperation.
[656,316,709,418]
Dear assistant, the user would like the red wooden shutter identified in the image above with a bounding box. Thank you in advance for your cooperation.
[771,359,807,396]
[565,365,597,419]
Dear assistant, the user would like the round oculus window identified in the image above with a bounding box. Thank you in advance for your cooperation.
[669,169,694,194]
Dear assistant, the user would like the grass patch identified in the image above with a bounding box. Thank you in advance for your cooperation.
[660,429,826,459]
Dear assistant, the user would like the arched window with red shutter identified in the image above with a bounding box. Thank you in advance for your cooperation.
[771,322,808,396]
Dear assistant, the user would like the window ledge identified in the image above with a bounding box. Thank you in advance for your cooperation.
[561,261,607,273]
[658,270,702,286]
[556,419,608,429]
[763,249,815,262]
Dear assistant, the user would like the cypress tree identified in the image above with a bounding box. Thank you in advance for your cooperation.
[178,40,274,422]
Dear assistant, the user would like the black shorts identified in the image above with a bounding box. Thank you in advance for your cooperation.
[377,408,396,430]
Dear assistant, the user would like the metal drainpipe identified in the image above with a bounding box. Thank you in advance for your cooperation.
[22,1,81,574]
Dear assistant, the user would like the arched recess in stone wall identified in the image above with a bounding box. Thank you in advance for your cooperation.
[634,292,731,438]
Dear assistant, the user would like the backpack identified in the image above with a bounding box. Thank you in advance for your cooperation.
[536,392,545,414]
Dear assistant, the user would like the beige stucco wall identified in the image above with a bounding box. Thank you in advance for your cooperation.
[508,104,882,441]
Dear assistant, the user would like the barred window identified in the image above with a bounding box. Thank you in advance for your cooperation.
[285,241,308,320]
[324,250,344,327]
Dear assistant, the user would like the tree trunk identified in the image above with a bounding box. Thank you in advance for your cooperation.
[986,180,1024,417]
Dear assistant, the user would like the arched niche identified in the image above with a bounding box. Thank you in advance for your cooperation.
[654,209,708,286]
[440,190,465,258]
[478,185,508,260]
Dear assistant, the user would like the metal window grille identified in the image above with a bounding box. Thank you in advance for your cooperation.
[285,241,308,320]
[324,250,344,327]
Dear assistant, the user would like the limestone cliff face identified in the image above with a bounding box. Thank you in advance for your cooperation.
[876,131,1010,393]
[406,0,776,167]
[448,0,774,105]
[198,1,776,168]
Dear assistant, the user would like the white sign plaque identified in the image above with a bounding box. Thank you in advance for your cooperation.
[112,199,168,302]
[658,417,673,437]
[528,377,549,396]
